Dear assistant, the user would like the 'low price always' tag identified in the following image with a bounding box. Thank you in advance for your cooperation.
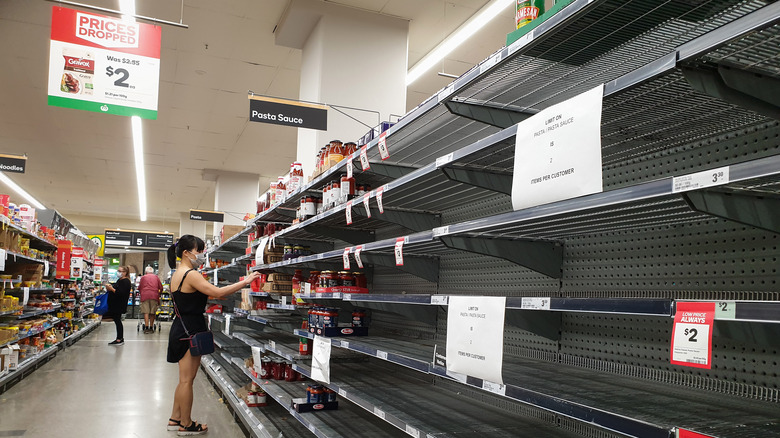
[670,302,715,369]
[376,186,386,214]
[363,192,371,218]
[354,245,364,269]
[345,201,353,225]
[395,237,405,266]
[378,132,390,161]
[343,247,351,270]
[360,145,370,170]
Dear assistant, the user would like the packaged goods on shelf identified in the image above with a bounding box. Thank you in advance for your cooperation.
[307,306,369,337]
[292,384,338,412]
[220,225,245,243]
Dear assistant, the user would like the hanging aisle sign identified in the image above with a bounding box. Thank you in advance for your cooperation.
[189,209,225,222]
[0,154,27,174]
[248,95,328,130]
[47,7,161,119]
[670,302,715,369]
[56,240,72,280]
[511,84,604,211]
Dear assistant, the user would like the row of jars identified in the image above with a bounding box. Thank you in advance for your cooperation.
[296,179,373,221]
[316,140,358,174]
[282,244,312,260]
[292,270,368,291]
[307,307,370,329]
[258,356,303,382]
[306,385,337,404]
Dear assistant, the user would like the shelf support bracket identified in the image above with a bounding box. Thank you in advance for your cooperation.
[505,310,562,341]
[355,208,441,233]
[304,225,375,244]
[361,162,417,179]
[682,65,780,120]
[359,253,439,283]
[441,167,513,195]
[683,189,780,234]
[444,97,538,128]
[440,236,563,278]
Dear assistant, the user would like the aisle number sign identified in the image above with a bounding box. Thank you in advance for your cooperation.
[671,302,715,369]
[48,6,162,119]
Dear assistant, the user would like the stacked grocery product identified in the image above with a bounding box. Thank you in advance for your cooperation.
[0,194,58,246]
[306,306,369,337]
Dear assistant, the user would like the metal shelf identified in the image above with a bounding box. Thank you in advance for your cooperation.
[0,216,58,251]
[16,304,63,319]
[236,358,407,438]
[207,225,255,259]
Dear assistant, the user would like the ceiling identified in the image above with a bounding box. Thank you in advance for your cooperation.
[0,0,516,236]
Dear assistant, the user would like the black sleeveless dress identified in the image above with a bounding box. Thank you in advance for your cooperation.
[167,269,209,363]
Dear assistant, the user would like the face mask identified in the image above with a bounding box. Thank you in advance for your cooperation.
[189,252,207,267]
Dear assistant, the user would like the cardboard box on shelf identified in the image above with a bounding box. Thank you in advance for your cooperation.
[7,344,20,370]
[220,225,245,242]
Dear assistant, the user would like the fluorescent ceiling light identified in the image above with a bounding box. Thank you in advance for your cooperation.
[131,115,147,221]
[118,0,136,21]
[406,0,514,86]
[0,173,46,210]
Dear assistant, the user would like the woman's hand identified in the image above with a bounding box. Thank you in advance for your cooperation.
[243,271,260,287]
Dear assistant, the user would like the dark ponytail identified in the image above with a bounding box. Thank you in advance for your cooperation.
[167,234,205,268]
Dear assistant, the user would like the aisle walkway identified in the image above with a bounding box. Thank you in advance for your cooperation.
[0,321,245,438]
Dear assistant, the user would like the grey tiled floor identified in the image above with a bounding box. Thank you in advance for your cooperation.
[0,321,246,437]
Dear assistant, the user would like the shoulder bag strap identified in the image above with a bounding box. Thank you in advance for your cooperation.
[172,269,196,337]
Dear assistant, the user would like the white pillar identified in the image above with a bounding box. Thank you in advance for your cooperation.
[276,0,409,179]
[213,171,260,236]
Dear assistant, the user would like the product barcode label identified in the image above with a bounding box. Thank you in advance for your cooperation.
[430,295,448,305]
[363,193,371,218]
[521,297,551,310]
[431,226,450,238]
[345,201,353,225]
[374,407,386,419]
[395,238,404,266]
[377,350,388,360]
[343,247,351,270]
[479,54,500,74]
[714,301,736,320]
[317,253,324,260]
[341,341,349,349]
[360,146,370,170]
[482,380,506,396]
[376,186,385,214]
[342,293,352,301]
[406,425,421,438]
[268,340,276,350]
[672,166,730,193]
[338,388,347,397]
[346,159,353,178]
[378,132,390,161]
[354,245,364,269]
[435,153,454,168]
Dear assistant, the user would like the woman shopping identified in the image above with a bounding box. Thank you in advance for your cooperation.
[165,235,259,436]
[104,265,132,345]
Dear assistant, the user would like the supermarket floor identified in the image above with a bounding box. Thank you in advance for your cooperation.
[0,321,245,438]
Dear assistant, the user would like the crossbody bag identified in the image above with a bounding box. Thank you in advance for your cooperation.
[173,269,215,356]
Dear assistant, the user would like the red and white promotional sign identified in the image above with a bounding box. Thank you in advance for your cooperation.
[354,245,364,269]
[362,192,371,218]
[342,247,351,270]
[70,246,84,279]
[394,238,405,266]
[671,302,715,369]
[378,132,390,161]
[376,186,385,214]
[345,201,353,225]
[94,257,104,282]
[359,146,370,171]
[676,428,715,438]
[56,240,72,280]
[48,6,162,119]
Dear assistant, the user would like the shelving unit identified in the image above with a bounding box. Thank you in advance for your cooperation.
[205,2,780,437]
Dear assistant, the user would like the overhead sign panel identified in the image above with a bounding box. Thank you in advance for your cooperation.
[105,229,173,249]
[248,95,327,130]
[0,154,27,174]
[48,6,162,119]
[189,209,224,222]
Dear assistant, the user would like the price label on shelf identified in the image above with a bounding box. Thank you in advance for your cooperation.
[406,425,421,438]
[343,247,351,270]
[269,340,276,350]
[431,226,450,238]
[341,340,350,349]
[213,268,218,285]
[346,159,353,178]
[394,238,405,266]
[714,301,736,320]
[345,201,353,225]
[22,287,30,306]
[377,132,390,161]
[435,153,454,168]
[308,423,316,434]
[376,186,386,214]
[676,428,716,438]
[670,302,715,369]
[482,380,506,396]
[521,297,551,310]
[363,192,371,218]
[672,166,730,193]
[438,84,455,103]
[377,350,388,360]
[338,388,347,397]
[354,245,364,269]
[360,145,370,171]
[479,53,500,75]
[342,293,352,301]
[374,407,386,420]
[430,295,448,305]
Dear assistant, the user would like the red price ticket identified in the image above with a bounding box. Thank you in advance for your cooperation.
[394,237,405,266]
[346,159,353,178]
[363,192,371,218]
[670,302,715,369]
[354,245,364,269]
[376,186,386,214]
[378,132,390,161]
[343,247,351,270]
[677,428,715,438]
[345,201,353,225]
[360,145,370,171]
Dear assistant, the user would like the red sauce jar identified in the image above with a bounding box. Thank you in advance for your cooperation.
[271,358,285,380]
[339,271,355,287]
[260,357,272,379]
[307,271,320,290]
[353,272,367,289]
[340,173,355,203]
[328,140,344,167]
[284,361,297,382]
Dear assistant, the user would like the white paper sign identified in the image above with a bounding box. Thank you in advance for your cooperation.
[360,145,370,170]
[346,201,353,225]
[354,245,364,269]
[446,296,507,383]
[44,260,50,277]
[511,84,604,211]
[346,159,354,178]
[0,249,6,272]
[255,237,268,265]
[312,335,332,383]
[251,346,263,374]
[363,193,371,218]
[520,297,551,310]
[672,166,730,193]
[223,314,232,336]
[394,238,404,266]
[378,132,390,161]
[23,287,30,306]
[213,268,218,286]
[376,186,385,214]
[343,247,351,270]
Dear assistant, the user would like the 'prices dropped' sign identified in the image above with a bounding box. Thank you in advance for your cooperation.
[48,6,161,119]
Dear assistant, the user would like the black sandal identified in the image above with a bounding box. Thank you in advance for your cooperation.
[178,421,208,436]
[167,419,181,431]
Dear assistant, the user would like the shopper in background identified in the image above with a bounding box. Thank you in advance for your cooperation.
[166,235,260,436]
[104,265,132,345]
[138,265,163,334]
